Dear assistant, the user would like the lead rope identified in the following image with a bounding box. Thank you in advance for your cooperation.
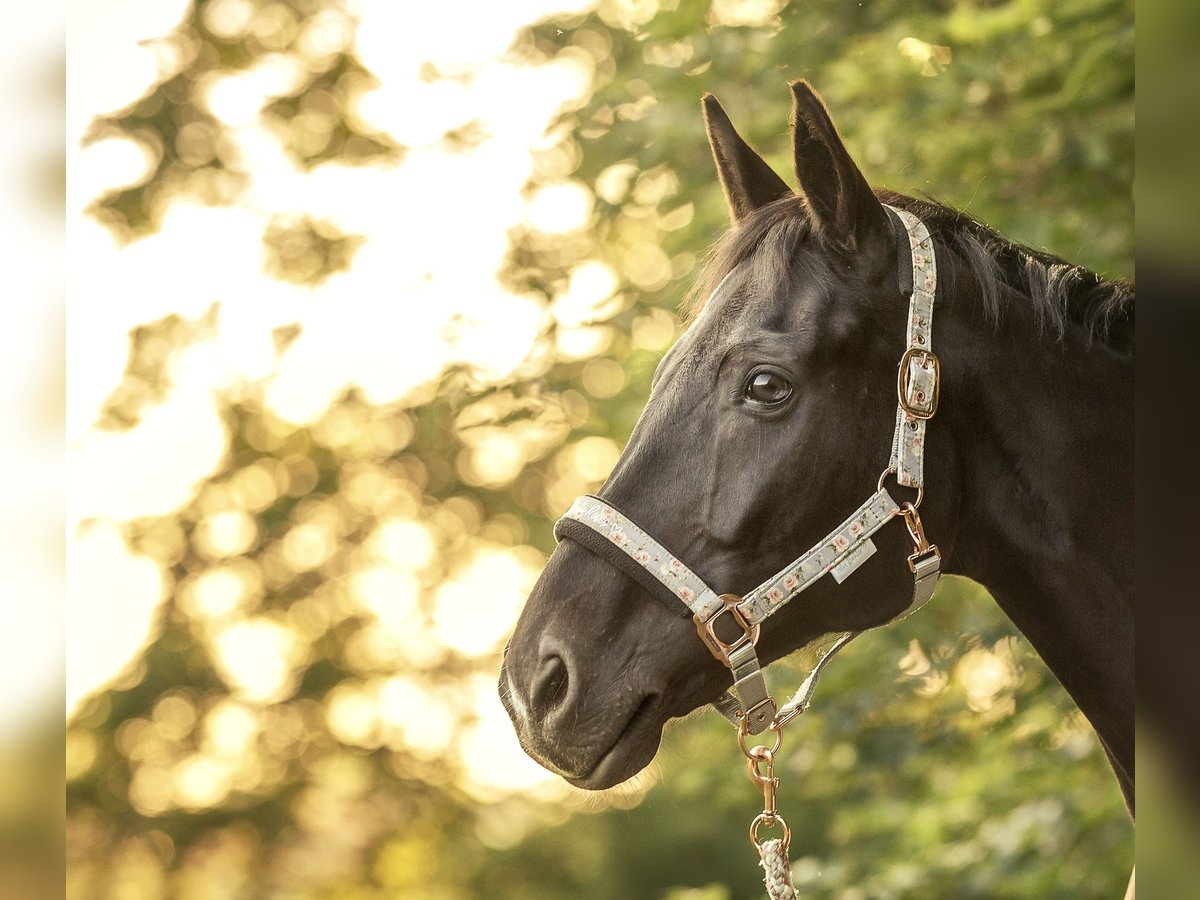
[760,841,798,900]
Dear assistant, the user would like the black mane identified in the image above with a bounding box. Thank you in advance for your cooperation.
[684,191,1134,352]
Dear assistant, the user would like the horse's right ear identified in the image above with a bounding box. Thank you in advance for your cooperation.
[703,94,792,223]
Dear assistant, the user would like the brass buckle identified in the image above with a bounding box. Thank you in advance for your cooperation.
[694,594,760,665]
[897,347,940,420]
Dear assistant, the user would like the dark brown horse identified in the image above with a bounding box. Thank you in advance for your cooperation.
[500,80,1133,889]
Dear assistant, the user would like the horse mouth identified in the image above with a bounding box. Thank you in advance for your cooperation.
[565,693,663,790]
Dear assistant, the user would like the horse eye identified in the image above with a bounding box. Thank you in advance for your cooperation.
[744,370,793,406]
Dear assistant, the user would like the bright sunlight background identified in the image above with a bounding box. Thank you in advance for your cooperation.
[68,0,599,800]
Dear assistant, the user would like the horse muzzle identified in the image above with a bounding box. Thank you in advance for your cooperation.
[498,542,702,789]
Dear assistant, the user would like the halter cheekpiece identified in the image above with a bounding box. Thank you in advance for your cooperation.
[553,205,943,735]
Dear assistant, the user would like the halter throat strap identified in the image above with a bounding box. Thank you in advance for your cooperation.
[553,205,942,733]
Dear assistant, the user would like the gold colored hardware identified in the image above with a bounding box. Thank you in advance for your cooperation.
[897,347,941,420]
[694,594,759,665]
[738,717,783,758]
[750,812,792,853]
[877,465,924,509]
[773,704,804,729]
[743,723,790,854]
[746,748,779,818]
[901,502,940,573]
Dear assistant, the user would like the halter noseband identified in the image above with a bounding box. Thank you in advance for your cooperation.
[553,205,942,735]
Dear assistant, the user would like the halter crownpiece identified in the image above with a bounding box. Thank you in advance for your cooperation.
[553,205,942,734]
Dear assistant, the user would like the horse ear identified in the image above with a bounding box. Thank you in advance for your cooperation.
[703,94,792,223]
[789,80,888,252]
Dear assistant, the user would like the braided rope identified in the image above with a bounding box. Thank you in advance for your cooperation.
[758,839,798,900]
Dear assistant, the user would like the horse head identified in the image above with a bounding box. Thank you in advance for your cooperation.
[500,82,958,789]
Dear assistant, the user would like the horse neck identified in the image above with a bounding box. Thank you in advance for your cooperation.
[934,277,1134,809]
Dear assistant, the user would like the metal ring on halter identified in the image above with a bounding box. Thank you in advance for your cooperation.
[750,813,792,853]
[877,465,924,508]
[738,717,783,758]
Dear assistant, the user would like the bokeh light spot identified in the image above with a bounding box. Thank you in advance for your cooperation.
[211,618,302,703]
[431,546,543,657]
[195,510,259,559]
[374,518,437,570]
[525,180,594,233]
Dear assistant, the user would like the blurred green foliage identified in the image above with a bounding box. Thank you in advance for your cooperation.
[68,0,1132,897]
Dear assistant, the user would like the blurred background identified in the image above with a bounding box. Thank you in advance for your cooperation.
[54,0,1137,897]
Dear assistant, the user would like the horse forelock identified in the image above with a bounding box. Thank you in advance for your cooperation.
[682,196,817,323]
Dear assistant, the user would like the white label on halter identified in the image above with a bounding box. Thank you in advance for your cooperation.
[830,538,876,584]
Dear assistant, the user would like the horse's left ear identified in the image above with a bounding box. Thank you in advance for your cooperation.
[789,80,889,255]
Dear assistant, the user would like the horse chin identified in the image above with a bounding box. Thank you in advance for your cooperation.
[562,695,665,790]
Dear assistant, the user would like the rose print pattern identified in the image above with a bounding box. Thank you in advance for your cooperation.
[558,490,903,628]
[739,489,901,622]
[558,496,725,620]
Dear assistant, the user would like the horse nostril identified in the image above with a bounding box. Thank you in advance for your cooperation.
[531,653,570,714]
